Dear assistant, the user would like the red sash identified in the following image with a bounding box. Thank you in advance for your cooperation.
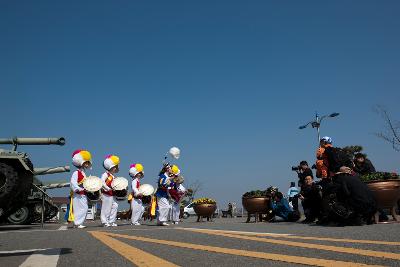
[102,172,114,196]
[77,170,86,195]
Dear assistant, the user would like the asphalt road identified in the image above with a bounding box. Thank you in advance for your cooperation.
[1,217,400,267]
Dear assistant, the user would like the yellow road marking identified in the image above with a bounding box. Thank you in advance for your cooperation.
[105,232,381,267]
[180,228,400,246]
[89,231,179,267]
[182,228,400,261]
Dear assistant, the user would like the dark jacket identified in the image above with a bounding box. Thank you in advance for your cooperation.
[353,159,376,175]
[332,173,377,215]
[300,183,321,207]
[298,168,313,186]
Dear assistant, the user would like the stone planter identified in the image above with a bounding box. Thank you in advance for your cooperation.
[193,203,216,222]
[366,179,400,221]
[242,196,270,223]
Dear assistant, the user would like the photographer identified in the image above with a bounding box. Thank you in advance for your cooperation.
[293,161,313,187]
[269,192,300,222]
[353,153,376,175]
[298,176,322,223]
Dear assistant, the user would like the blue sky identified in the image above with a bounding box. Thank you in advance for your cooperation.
[1,1,399,209]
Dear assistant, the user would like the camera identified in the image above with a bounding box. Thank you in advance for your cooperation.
[291,166,300,171]
[311,164,317,170]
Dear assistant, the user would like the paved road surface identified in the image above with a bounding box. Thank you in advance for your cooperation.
[1,217,400,266]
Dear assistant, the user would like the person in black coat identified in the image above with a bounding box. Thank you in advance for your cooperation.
[299,176,322,223]
[296,161,314,187]
[353,153,376,175]
[332,167,377,225]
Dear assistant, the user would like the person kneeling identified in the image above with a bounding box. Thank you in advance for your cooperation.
[269,192,300,222]
[298,176,322,223]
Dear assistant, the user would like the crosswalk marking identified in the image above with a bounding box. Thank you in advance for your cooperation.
[90,231,179,267]
[182,228,400,260]
[0,248,50,255]
[19,248,61,267]
[94,231,382,267]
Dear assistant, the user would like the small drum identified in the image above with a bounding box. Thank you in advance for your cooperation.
[83,176,102,202]
[138,184,155,196]
[111,177,129,201]
[139,184,155,205]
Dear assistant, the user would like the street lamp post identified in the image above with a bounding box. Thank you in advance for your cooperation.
[299,112,340,145]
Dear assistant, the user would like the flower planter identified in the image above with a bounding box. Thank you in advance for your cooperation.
[242,196,270,223]
[242,197,270,213]
[366,179,400,208]
[193,203,217,217]
[366,179,400,221]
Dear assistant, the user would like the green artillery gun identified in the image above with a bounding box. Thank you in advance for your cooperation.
[0,137,70,224]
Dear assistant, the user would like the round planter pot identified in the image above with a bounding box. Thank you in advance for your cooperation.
[193,203,216,217]
[242,197,270,214]
[366,179,400,209]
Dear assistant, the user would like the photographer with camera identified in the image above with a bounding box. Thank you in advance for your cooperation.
[269,192,300,222]
[292,161,313,187]
[298,176,322,223]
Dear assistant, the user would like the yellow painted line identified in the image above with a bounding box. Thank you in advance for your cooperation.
[180,227,400,246]
[89,231,179,267]
[106,232,381,267]
[182,228,400,261]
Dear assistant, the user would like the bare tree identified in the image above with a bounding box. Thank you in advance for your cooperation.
[185,179,203,202]
[374,105,400,151]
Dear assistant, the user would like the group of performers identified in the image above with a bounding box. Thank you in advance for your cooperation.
[68,149,186,228]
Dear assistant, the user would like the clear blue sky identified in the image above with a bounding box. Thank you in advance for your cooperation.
[1,1,399,209]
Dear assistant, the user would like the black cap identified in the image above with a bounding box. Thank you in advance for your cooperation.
[299,161,308,166]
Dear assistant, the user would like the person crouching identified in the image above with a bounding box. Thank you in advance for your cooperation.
[100,154,120,227]
[269,192,300,222]
[129,163,145,226]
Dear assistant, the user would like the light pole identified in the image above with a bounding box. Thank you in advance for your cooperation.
[299,112,340,144]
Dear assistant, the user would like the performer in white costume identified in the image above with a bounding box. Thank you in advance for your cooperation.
[170,175,186,224]
[70,149,92,229]
[155,164,180,226]
[129,163,145,225]
[100,154,120,227]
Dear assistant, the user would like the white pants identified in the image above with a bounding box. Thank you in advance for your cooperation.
[131,198,145,224]
[157,197,171,223]
[171,202,181,222]
[73,194,88,226]
[101,194,118,224]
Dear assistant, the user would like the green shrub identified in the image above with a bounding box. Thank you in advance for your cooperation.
[360,172,399,182]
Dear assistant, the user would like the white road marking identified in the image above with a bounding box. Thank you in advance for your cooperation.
[0,248,51,255]
[19,248,61,267]
[57,225,68,231]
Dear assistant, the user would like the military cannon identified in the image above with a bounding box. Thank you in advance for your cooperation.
[0,137,69,224]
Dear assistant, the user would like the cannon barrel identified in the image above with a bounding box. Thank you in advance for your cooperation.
[0,137,65,146]
[41,183,70,190]
[33,166,70,176]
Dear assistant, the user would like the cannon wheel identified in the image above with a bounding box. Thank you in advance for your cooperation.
[7,206,32,224]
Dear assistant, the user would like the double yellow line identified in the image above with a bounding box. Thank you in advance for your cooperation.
[89,228,399,267]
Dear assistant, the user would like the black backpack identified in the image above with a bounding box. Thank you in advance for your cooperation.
[328,147,353,173]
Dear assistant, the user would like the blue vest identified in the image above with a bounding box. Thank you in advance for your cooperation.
[155,173,169,198]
